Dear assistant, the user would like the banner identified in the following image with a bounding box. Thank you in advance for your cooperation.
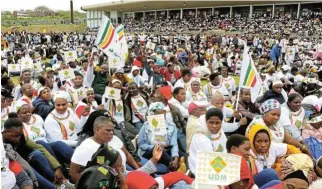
[103,87,121,100]
[64,51,77,63]
[147,115,167,145]
[96,16,123,69]
[8,64,21,73]
[21,57,33,70]
[58,69,76,81]
[195,152,241,189]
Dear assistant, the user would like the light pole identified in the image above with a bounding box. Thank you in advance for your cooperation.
[70,0,74,24]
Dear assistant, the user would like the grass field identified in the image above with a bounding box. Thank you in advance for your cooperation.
[1,23,86,33]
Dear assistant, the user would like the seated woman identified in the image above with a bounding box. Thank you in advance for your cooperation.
[260,80,288,105]
[15,101,74,165]
[32,87,54,121]
[234,88,261,130]
[75,87,101,120]
[247,123,301,173]
[2,113,65,189]
[76,109,142,171]
[44,91,87,147]
[102,79,139,139]
[246,99,311,156]
[279,154,317,188]
[185,80,208,104]
[203,72,230,101]
[70,116,164,183]
[279,93,306,141]
[188,108,227,175]
[138,102,182,172]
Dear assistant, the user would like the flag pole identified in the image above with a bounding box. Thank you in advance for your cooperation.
[233,40,247,123]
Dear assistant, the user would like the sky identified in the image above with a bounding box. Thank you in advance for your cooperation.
[1,0,114,12]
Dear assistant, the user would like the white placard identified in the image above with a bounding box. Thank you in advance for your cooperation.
[195,152,241,189]
[58,69,76,81]
[147,115,167,144]
[8,64,21,73]
[146,41,156,50]
[21,57,33,70]
[32,62,42,72]
[103,87,121,100]
[108,56,119,69]
[64,51,77,63]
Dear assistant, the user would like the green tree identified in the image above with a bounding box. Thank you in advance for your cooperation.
[34,5,52,12]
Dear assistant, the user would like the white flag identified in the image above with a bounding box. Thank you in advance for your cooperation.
[96,16,123,69]
[239,42,262,102]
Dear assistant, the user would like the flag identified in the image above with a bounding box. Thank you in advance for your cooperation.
[239,43,262,103]
[116,25,124,41]
[116,25,128,63]
[96,16,123,68]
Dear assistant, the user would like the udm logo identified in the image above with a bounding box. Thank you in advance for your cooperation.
[210,156,227,173]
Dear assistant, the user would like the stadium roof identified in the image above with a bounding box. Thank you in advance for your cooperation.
[81,0,304,12]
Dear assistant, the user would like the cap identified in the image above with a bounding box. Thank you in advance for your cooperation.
[188,101,207,114]
[281,65,290,71]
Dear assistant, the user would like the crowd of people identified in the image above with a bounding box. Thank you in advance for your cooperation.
[1,8,322,189]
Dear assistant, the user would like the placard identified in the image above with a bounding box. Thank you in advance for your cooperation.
[103,87,121,100]
[64,51,77,63]
[8,64,21,73]
[21,57,33,70]
[58,69,76,81]
[108,56,119,69]
[195,152,241,189]
[147,115,167,144]
[146,41,156,50]
[33,62,42,72]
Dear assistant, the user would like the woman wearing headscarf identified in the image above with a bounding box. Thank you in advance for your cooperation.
[138,102,181,172]
[185,80,208,104]
[279,154,318,188]
[246,99,311,155]
[188,108,227,175]
[127,65,148,89]
[32,87,55,121]
[247,123,301,173]
[261,80,288,104]
[44,91,87,147]
[302,95,321,120]
[16,101,74,165]
[279,93,307,141]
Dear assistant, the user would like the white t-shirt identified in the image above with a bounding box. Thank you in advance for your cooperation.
[71,137,101,166]
[71,136,126,168]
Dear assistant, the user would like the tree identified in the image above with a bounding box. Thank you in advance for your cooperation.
[1,11,12,15]
[34,5,52,13]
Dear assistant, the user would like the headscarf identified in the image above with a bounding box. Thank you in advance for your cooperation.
[157,86,172,101]
[38,87,50,97]
[260,99,280,114]
[302,95,320,112]
[247,123,272,155]
[53,91,69,101]
[111,79,122,85]
[148,102,166,115]
[272,80,283,86]
[12,100,29,113]
[280,154,317,185]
